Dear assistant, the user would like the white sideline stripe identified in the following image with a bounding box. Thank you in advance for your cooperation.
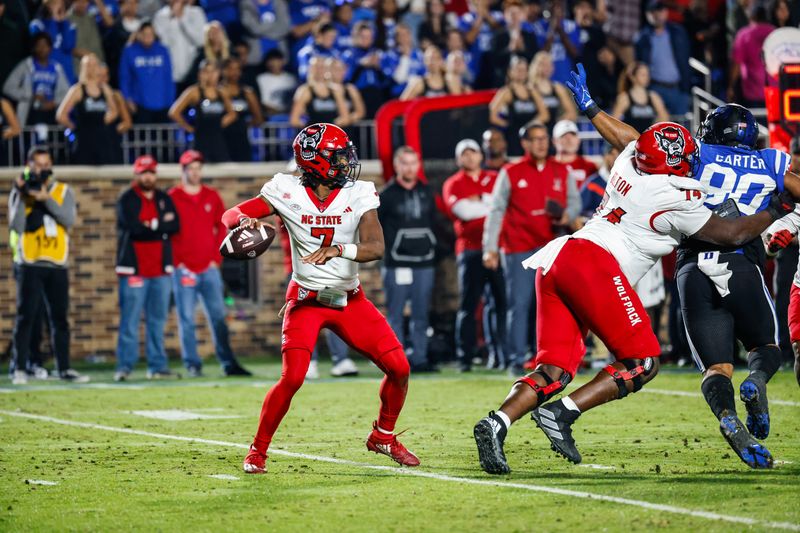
[644,388,800,407]
[579,464,615,470]
[26,479,58,486]
[1,410,798,532]
[207,474,239,481]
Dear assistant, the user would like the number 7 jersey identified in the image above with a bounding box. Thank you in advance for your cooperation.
[261,173,380,291]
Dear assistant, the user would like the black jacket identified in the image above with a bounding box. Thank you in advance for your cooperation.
[378,180,437,268]
[115,186,180,275]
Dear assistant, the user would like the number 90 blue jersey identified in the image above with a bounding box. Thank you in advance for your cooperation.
[694,141,792,216]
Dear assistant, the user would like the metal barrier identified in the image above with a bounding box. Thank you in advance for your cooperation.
[2,121,379,167]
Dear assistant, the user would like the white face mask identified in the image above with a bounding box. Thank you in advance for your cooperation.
[123,18,141,33]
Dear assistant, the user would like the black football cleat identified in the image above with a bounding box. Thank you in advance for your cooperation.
[719,411,773,469]
[739,377,769,439]
[473,413,511,475]
[225,363,253,377]
[531,400,582,464]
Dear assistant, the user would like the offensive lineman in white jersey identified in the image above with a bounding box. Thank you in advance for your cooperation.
[222,123,419,474]
[474,122,795,474]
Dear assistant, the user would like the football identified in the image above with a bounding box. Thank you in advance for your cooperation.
[219,224,276,260]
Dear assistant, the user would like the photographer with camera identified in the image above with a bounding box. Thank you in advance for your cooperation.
[8,145,87,385]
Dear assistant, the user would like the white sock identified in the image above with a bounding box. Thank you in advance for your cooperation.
[376,425,393,435]
[495,410,512,429]
[562,396,581,413]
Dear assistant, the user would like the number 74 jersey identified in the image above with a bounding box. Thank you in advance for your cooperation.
[694,141,791,215]
[261,173,380,291]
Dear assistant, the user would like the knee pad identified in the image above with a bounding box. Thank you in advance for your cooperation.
[603,357,658,399]
[515,370,572,404]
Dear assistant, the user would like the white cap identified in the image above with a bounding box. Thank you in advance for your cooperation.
[455,139,482,158]
[552,120,579,139]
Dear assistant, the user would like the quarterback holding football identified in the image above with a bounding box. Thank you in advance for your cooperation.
[222,123,419,474]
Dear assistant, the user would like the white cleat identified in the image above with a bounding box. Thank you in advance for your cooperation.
[12,370,28,385]
[30,365,50,380]
[330,358,358,377]
[305,360,319,380]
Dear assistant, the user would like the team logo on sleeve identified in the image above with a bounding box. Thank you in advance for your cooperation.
[654,126,686,167]
[603,207,626,224]
[297,125,326,161]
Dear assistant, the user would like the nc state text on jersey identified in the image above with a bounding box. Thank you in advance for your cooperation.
[300,215,343,225]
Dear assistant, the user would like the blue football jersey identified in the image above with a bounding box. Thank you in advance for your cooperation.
[694,141,792,216]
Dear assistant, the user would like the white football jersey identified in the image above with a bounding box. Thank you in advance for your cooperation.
[260,173,380,291]
[765,205,800,288]
[574,141,713,285]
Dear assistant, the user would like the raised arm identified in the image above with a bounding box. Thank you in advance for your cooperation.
[565,63,640,151]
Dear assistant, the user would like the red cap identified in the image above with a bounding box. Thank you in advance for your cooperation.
[179,149,204,167]
[133,155,158,174]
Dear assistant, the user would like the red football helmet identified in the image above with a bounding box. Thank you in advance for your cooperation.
[293,123,360,188]
[634,122,697,177]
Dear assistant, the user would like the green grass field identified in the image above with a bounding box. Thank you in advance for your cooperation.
[1,362,798,532]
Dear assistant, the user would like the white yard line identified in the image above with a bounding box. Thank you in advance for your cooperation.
[1,410,797,532]
[207,474,239,481]
[26,479,58,486]
[643,388,800,407]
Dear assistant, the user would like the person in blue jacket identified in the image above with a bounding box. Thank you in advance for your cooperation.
[29,0,77,83]
[118,22,175,123]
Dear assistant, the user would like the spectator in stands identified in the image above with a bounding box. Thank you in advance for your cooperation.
[69,0,110,77]
[102,0,142,88]
[531,0,582,85]
[153,0,207,91]
[342,21,388,118]
[575,0,617,110]
[119,22,175,124]
[202,21,231,65]
[221,57,262,161]
[482,127,508,171]
[444,51,473,95]
[381,22,425,98]
[418,0,448,51]
[9,145,87,385]
[169,60,237,162]
[551,119,597,191]
[98,62,132,164]
[729,5,774,108]
[400,46,451,100]
[296,22,339,81]
[332,0,354,50]
[327,57,365,127]
[443,139,507,372]
[289,0,331,60]
[289,55,348,128]
[528,51,576,131]
[201,0,240,41]
[256,48,297,117]
[768,0,797,28]
[489,56,549,156]
[137,0,160,20]
[458,0,504,89]
[168,150,252,377]
[114,155,180,381]
[0,0,27,90]
[375,0,400,50]
[445,29,475,85]
[56,53,119,165]
[30,0,78,83]
[4,33,70,127]
[611,62,669,133]
[0,97,21,143]
[379,146,439,373]
[399,0,426,47]
[240,0,290,66]
[603,0,638,66]
[489,0,537,87]
[482,121,579,375]
[579,143,619,224]
[635,0,691,116]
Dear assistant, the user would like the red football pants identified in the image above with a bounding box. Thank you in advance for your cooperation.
[788,283,800,343]
[252,282,407,454]
[533,238,662,377]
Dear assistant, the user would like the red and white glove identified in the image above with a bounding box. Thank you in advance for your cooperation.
[768,229,794,255]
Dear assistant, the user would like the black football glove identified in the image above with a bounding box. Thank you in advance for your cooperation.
[765,190,795,221]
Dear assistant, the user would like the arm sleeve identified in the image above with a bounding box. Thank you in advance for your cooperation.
[241,0,289,39]
[119,47,132,100]
[565,172,580,221]
[3,61,29,102]
[482,168,511,252]
[451,199,490,221]
[767,149,791,192]
[8,187,26,234]
[354,181,380,218]
[650,180,712,236]
[117,193,161,240]
[43,185,76,229]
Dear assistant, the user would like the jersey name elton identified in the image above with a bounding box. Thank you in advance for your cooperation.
[261,173,380,291]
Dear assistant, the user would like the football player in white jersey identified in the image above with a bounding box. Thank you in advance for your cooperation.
[474,122,795,474]
[222,123,420,474]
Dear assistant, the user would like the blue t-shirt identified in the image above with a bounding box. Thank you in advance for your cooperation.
[30,18,77,83]
[289,0,329,26]
[31,59,60,101]
[694,141,791,216]
[458,10,504,75]
[649,30,680,85]
[532,18,582,84]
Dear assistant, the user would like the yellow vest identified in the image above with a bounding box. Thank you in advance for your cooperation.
[19,181,70,266]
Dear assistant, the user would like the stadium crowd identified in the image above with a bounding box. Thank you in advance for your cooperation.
[1,0,799,163]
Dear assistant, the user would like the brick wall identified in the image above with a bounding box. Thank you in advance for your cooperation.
[0,168,460,363]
